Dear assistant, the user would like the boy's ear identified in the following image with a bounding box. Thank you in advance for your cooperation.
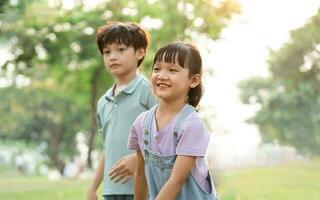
[136,48,146,60]
[190,74,201,88]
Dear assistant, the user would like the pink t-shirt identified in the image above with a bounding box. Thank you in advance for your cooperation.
[128,107,211,193]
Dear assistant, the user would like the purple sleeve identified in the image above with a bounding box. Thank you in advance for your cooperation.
[176,115,210,157]
[127,113,144,150]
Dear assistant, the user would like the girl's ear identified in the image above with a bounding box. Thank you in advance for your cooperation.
[190,74,201,88]
[136,48,146,60]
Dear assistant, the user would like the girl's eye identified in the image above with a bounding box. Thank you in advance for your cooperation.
[170,69,178,72]
[103,51,110,55]
[119,47,127,52]
[153,67,160,71]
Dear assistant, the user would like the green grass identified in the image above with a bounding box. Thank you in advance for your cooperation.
[0,177,87,200]
[217,159,320,200]
[0,166,97,200]
[0,159,319,200]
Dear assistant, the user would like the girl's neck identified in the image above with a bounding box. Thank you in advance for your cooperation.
[155,98,187,132]
[157,98,187,116]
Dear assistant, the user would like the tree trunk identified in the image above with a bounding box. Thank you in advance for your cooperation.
[49,126,65,174]
[87,67,103,168]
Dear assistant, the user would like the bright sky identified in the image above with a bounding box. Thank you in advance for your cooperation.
[200,0,320,155]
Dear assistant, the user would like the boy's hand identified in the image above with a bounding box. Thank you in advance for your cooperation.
[109,154,136,184]
[87,189,98,200]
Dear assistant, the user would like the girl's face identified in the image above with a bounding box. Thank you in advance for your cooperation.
[151,58,199,103]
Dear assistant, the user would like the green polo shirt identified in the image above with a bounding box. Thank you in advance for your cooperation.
[96,74,157,195]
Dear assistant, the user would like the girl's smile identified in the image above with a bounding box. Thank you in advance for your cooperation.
[156,82,171,88]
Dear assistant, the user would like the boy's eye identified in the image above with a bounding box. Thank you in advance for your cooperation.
[103,50,110,55]
[119,47,127,52]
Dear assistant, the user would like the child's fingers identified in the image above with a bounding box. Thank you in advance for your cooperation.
[109,169,122,180]
[111,158,123,169]
[109,164,125,177]
[109,167,130,180]
[114,174,126,183]
[113,173,129,183]
[120,176,131,184]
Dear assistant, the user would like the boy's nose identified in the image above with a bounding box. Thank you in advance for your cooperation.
[110,52,117,60]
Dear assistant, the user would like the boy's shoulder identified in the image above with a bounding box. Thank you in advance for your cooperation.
[96,85,115,111]
[136,74,151,88]
[131,74,153,95]
[97,87,112,103]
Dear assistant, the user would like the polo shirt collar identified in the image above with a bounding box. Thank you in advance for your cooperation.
[105,74,142,101]
[123,74,142,94]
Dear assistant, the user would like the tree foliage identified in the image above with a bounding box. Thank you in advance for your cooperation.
[0,0,240,170]
[0,85,88,172]
[239,9,320,156]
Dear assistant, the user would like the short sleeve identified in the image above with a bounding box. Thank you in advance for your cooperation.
[127,113,144,150]
[96,97,104,136]
[176,114,210,157]
[96,114,102,134]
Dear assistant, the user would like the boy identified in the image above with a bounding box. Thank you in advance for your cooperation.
[87,21,156,200]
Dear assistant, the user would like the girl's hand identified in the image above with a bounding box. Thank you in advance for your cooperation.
[155,155,196,200]
[109,153,136,184]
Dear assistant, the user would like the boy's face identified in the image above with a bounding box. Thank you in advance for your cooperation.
[102,43,145,79]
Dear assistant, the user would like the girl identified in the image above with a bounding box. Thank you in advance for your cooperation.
[128,41,218,200]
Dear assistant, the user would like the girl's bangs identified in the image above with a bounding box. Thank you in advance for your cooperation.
[154,44,188,68]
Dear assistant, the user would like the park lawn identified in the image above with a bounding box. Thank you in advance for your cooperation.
[0,175,91,200]
[218,159,320,200]
[0,167,99,200]
[0,159,319,200]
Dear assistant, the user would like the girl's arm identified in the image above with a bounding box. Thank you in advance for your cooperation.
[134,150,148,200]
[155,155,196,200]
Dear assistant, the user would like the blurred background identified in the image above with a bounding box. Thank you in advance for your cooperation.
[0,0,319,199]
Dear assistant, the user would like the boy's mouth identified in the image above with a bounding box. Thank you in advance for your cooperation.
[110,64,120,69]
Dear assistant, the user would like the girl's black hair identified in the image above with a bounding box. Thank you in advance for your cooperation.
[152,41,204,107]
[96,21,149,67]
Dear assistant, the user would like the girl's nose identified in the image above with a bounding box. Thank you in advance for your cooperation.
[158,71,168,80]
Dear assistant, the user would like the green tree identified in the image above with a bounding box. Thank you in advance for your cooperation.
[0,0,240,169]
[0,85,88,173]
[239,9,320,156]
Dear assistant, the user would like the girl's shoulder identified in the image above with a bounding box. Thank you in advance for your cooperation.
[180,111,207,133]
[135,110,149,123]
[184,110,202,124]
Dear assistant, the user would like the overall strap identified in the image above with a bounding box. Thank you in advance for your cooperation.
[143,105,157,157]
[173,104,196,146]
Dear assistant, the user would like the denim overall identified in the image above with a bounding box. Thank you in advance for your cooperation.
[142,105,219,200]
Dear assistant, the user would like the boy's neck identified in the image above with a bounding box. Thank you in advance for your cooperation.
[115,71,137,87]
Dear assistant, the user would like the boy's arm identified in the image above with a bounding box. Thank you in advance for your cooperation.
[109,153,136,183]
[134,150,148,200]
[87,152,105,200]
[155,155,196,200]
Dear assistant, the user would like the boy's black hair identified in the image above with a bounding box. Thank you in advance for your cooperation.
[152,41,204,107]
[96,21,149,67]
